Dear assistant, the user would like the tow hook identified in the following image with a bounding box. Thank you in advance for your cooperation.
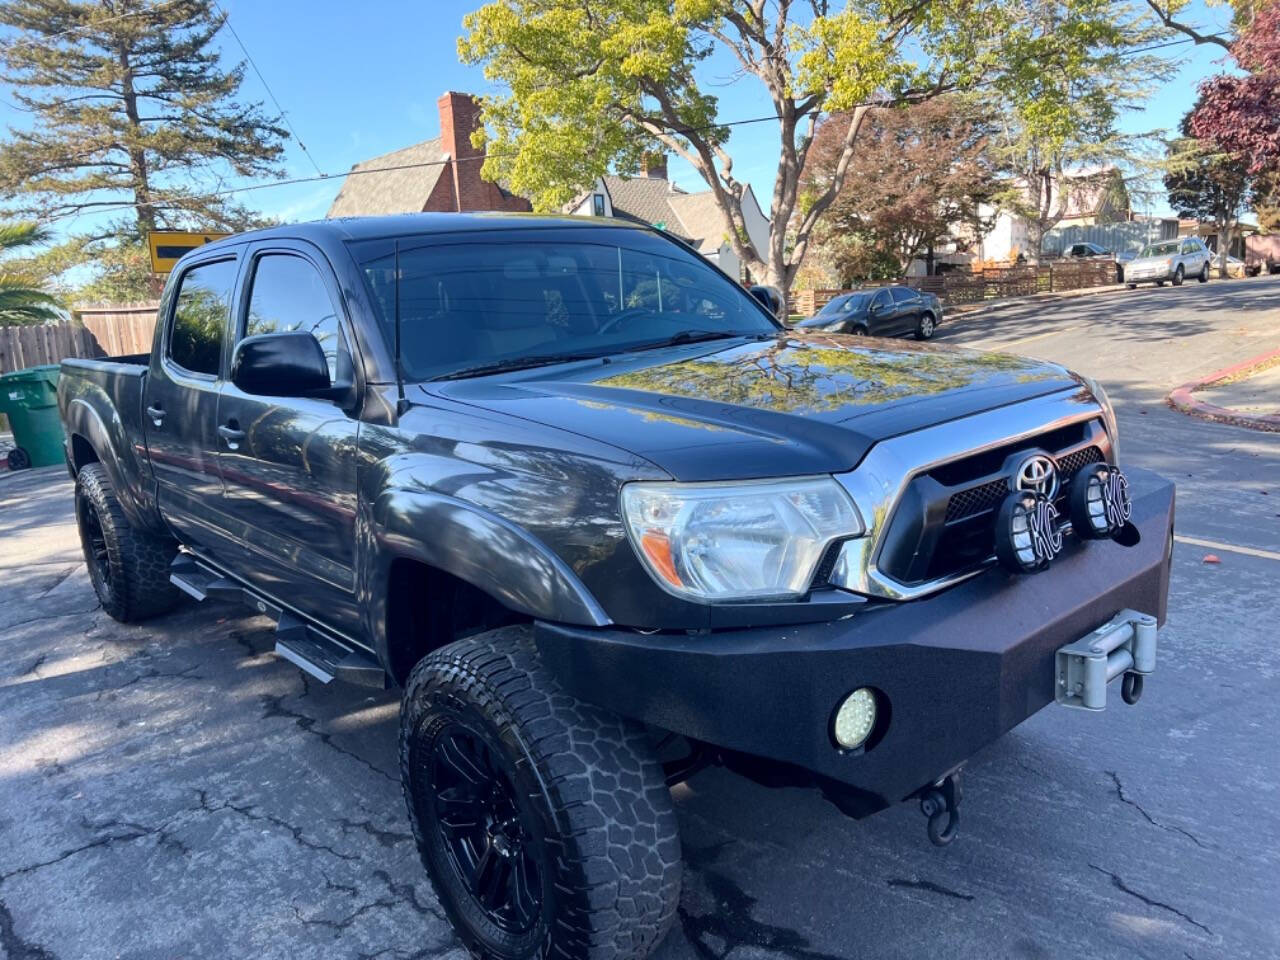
[919,771,962,847]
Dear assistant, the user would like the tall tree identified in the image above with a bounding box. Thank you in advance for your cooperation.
[0,0,288,293]
[801,96,1002,279]
[1165,109,1253,276]
[460,0,1158,299]
[1189,2,1280,180]
[991,0,1162,258]
[0,221,60,324]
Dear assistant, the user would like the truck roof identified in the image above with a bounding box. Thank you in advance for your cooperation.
[199,212,649,253]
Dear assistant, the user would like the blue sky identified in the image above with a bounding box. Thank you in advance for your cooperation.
[1,0,1241,237]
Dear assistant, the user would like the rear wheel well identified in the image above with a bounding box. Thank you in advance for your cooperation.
[384,558,527,686]
[71,434,99,473]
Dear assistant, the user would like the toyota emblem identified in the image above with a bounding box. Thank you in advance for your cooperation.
[1012,452,1060,499]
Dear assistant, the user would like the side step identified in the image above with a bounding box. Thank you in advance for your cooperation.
[170,554,388,689]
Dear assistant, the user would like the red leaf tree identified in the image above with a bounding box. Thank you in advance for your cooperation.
[1190,3,1280,178]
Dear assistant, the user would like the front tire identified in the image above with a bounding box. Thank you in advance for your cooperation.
[915,312,937,340]
[74,463,182,622]
[400,627,682,960]
[1172,265,1184,286]
[1126,283,1137,290]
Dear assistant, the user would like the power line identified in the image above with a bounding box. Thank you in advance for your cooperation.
[27,27,1231,225]
[210,0,325,178]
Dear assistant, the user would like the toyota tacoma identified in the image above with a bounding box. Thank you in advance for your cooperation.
[58,215,1174,960]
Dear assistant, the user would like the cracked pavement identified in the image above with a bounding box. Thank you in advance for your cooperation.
[3,281,1279,959]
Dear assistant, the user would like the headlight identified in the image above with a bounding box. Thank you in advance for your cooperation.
[1082,375,1120,463]
[621,477,864,601]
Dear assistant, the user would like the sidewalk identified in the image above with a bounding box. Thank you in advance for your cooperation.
[1168,348,1280,432]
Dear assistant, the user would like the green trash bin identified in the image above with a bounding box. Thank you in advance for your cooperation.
[0,364,65,471]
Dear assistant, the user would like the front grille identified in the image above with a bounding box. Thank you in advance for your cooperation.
[944,478,1008,522]
[943,445,1104,524]
[876,423,1110,586]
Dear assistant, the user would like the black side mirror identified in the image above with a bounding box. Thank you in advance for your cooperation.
[232,331,337,398]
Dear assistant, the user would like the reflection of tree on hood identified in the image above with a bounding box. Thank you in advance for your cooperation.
[599,338,1050,414]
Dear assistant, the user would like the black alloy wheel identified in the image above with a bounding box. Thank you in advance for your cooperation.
[420,724,543,935]
[76,486,114,603]
[401,628,682,960]
[6,447,30,470]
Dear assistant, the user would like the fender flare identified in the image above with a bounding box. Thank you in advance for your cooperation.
[365,487,611,669]
[63,397,162,532]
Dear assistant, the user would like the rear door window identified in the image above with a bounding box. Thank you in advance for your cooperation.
[890,287,916,304]
[169,259,237,377]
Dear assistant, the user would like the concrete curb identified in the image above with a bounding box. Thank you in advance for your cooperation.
[1167,347,1280,433]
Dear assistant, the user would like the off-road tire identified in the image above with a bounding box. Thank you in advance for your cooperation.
[914,311,937,340]
[1198,263,1209,283]
[74,463,181,622]
[1172,265,1184,286]
[400,626,682,960]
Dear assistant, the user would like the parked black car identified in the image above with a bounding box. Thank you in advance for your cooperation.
[58,214,1172,960]
[794,285,942,339]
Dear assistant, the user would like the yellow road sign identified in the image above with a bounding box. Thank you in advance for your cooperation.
[147,231,232,273]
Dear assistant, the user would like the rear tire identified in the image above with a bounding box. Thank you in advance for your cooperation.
[1198,263,1209,283]
[74,463,182,622]
[1172,265,1184,286]
[400,626,682,960]
[1156,280,1165,287]
[915,312,937,340]
[1126,283,1137,290]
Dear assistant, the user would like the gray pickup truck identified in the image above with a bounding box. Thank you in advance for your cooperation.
[59,214,1174,960]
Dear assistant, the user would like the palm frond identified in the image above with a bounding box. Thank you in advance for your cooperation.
[0,274,63,325]
[0,221,51,254]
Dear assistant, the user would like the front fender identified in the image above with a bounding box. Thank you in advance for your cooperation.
[364,487,611,669]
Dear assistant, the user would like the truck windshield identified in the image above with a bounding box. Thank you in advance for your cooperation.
[352,231,779,381]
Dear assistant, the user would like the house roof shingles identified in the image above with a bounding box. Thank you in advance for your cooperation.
[593,175,730,254]
[326,138,448,218]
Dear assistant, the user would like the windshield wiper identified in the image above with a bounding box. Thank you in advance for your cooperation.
[431,351,608,381]
[625,329,755,353]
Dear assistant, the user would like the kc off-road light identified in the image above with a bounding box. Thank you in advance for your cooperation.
[832,687,877,750]
[995,491,1063,573]
[1069,462,1133,539]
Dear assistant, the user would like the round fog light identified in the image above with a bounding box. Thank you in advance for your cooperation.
[832,687,877,750]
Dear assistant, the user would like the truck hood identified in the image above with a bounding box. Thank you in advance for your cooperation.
[425,333,1084,481]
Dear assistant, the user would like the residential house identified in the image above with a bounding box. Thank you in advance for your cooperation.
[1177,218,1255,260]
[957,167,1132,267]
[327,92,531,218]
[565,156,771,280]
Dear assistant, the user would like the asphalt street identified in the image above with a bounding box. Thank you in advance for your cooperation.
[2,275,1278,960]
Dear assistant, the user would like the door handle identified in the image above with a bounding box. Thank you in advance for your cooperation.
[217,423,246,448]
[146,405,165,425]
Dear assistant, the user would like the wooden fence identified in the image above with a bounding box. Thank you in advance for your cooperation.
[0,302,159,375]
[792,259,1118,316]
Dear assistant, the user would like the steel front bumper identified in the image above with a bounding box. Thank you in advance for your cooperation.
[535,466,1174,815]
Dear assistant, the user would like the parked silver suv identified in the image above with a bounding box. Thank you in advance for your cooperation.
[1123,237,1211,288]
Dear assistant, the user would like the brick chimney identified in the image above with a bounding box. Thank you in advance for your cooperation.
[425,91,532,214]
[438,91,482,162]
[640,153,668,181]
